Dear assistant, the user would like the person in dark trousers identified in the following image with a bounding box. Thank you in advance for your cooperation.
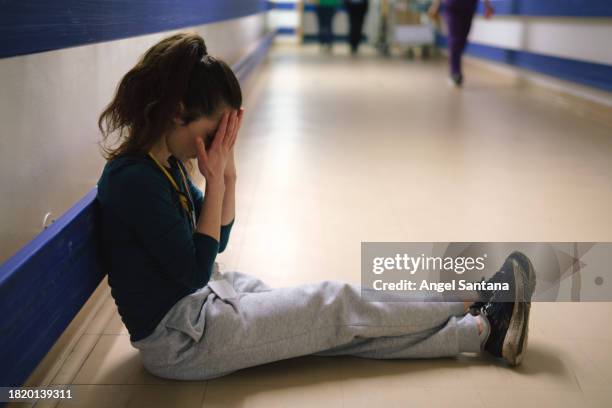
[315,0,341,51]
[96,32,536,382]
[344,0,369,55]
[429,0,494,86]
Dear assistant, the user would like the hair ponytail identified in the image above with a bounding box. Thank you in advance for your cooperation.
[98,32,241,161]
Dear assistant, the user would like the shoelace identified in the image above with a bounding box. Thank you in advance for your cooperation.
[467,267,513,316]
[468,301,486,316]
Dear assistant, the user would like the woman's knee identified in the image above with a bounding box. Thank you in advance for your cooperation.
[223,270,270,292]
[317,280,360,300]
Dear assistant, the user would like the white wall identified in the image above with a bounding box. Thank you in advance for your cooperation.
[468,16,612,65]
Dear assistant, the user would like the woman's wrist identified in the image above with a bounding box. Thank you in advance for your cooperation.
[205,177,226,192]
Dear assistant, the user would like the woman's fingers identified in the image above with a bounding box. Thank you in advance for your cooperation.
[213,111,230,150]
[224,110,238,150]
[228,111,239,148]
[228,108,244,149]
[210,109,242,155]
[196,138,210,177]
[237,107,244,131]
[196,137,208,162]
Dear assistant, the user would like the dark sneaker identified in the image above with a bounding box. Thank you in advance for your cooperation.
[469,251,537,315]
[478,252,536,366]
[451,73,463,87]
[480,297,528,366]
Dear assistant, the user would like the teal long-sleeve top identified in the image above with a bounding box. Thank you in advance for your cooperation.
[96,152,234,342]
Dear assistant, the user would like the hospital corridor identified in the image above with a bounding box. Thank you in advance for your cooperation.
[1,1,612,407]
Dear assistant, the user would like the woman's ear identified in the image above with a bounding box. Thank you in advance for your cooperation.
[173,102,186,126]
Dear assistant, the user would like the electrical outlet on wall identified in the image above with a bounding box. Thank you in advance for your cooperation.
[42,212,56,230]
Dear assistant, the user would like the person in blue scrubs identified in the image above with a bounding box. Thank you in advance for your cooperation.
[429,0,494,86]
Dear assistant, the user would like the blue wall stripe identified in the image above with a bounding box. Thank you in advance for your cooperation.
[436,34,612,92]
[475,0,612,17]
[0,189,106,389]
[0,0,268,59]
[267,4,351,14]
[276,27,296,35]
[268,2,296,10]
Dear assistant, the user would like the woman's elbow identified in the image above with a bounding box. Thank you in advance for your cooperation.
[181,262,214,288]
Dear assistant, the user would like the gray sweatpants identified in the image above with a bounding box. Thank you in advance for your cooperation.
[131,266,482,380]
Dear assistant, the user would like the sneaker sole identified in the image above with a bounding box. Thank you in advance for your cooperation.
[508,251,536,364]
[501,257,528,366]
[509,251,537,303]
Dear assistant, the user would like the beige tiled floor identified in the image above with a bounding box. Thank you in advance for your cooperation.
[33,43,612,407]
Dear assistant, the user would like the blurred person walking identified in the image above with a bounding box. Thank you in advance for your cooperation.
[429,0,494,86]
[316,0,342,51]
[344,0,369,55]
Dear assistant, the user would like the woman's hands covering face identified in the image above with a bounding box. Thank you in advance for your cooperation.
[196,108,243,184]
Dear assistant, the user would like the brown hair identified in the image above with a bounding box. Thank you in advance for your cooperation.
[98,32,242,161]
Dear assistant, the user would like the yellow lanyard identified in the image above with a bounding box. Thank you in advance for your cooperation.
[147,152,196,229]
